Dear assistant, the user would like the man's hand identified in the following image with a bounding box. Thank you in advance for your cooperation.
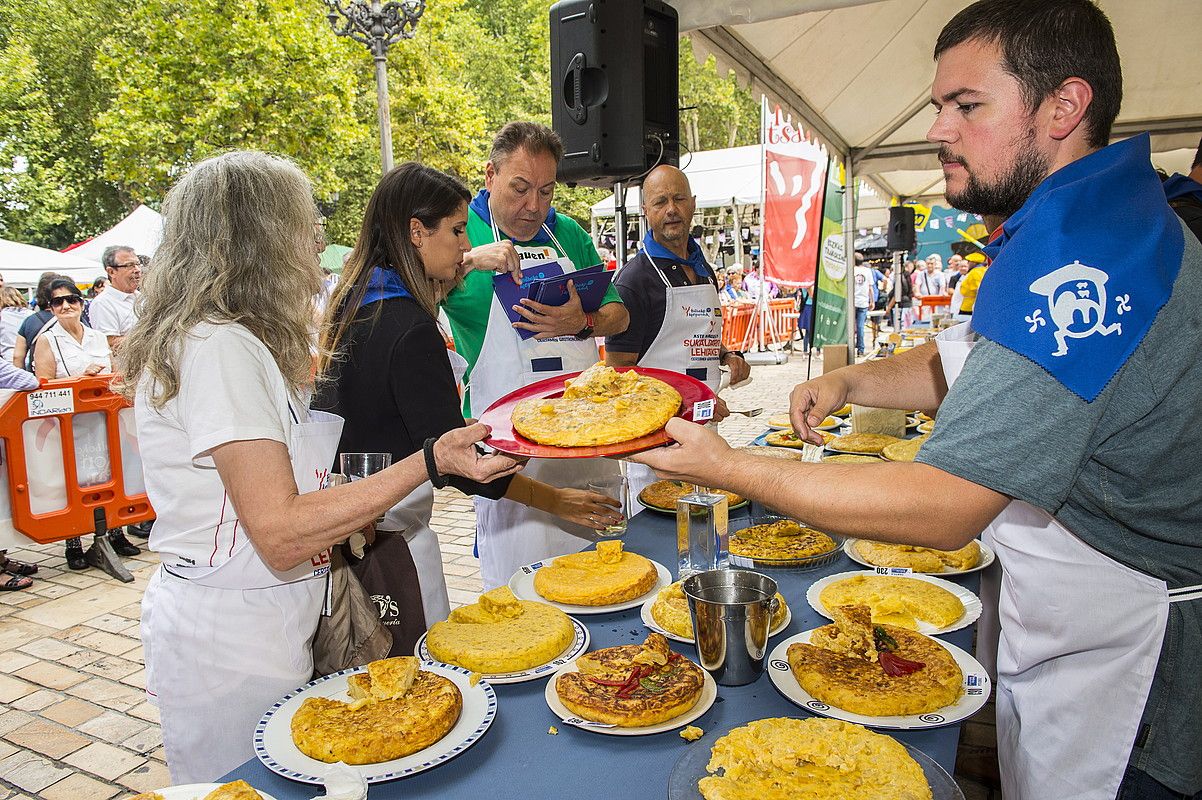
[548,488,623,530]
[713,396,730,423]
[627,418,733,484]
[465,241,522,284]
[724,353,750,385]
[83,364,105,376]
[789,372,850,445]
[433,423,525,483]
[512,280,588,339]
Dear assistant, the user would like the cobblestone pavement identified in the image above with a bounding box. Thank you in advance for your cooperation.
[0,344,998,799]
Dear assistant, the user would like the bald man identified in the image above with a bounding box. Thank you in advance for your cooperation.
[605,166,749,424]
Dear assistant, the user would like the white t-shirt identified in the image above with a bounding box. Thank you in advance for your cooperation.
[41,322,112,378]
[853,265,873,309]
[913,269,947,296]
[0,306,33,362]
[86,285,139,337]
[135,322,317,588]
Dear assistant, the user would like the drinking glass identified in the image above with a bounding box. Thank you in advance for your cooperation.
[587,475,629,539]
[339,453,392,524]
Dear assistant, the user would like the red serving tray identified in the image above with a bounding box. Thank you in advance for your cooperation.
[480,367,716,459]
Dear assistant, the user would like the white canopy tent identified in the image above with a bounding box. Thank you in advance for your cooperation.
[0,238,108,288]
[669,0,1202,204]
[65,204,163,262]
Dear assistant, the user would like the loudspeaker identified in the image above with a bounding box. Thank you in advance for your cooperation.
[550,0,679,188]
[887,206,917,252]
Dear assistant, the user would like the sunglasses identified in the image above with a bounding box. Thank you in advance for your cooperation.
[50,295,83,309]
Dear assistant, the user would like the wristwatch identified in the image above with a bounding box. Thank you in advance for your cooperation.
[574,312,595,340]
[720,349,744,365]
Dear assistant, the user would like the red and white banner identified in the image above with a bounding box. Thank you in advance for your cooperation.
[761,100,829,288]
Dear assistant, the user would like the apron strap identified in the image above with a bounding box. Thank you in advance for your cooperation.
[1167,584,1202,603]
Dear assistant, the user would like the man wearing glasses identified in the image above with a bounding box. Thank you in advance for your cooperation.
[88,245,142,350]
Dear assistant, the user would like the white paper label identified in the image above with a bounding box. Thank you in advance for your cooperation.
[27,388,73,418]
[692,399,715,422]
[874,566,913,576]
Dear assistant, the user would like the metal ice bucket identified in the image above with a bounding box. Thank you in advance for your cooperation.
[683,569,779,686]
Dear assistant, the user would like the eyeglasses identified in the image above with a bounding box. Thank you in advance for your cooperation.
[50,295,83,309]
[112,263,140,270]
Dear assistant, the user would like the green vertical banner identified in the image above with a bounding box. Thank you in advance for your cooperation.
[813,159,848,347]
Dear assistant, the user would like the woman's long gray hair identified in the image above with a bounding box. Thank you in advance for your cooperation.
[116,151,325,406]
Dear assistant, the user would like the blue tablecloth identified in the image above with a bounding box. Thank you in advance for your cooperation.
[224,505,979,798]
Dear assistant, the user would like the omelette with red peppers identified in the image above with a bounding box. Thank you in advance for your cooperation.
[556,633,705,727]
[786,605,963,716]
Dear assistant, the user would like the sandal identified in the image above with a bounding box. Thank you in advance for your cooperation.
[0,558,38,577]
[1,574,32,591]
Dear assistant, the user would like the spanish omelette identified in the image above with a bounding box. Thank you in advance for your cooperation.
[203,783,264,800]
[740,445,803,461]
[290,658,461,765]
[827,432,904,454]
[425,586,575,673]
[650,580,788,640]
[639,480,743,510]
[881,434,931,462]
[533,541,658,606]
[730,519,836,562]
[765,429,834,448]
[511,363,682,447]
[817,574,964,630]
[698,717,933,800]
[786,605,962,717]
[854,539,981,573]
[821,454,881,464]
[555,633,705,727]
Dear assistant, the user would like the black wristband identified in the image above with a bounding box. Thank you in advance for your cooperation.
[423,437,450,489]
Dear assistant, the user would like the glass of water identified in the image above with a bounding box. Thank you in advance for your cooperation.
[340,453,392,524]
[587,475,629,538]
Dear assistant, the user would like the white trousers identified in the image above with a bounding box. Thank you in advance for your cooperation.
[141,568,324,783]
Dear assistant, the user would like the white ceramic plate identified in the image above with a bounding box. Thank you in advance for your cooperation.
[766,629,991,730]
[254,661,497,784]
[666,727,964,800]
[508,556,672,614]
[543,658,717,736]
[637,496,749,514]
[805,570,983,635]
[639,594,792,644]
[149,787,280,800]
[414,615,590,684]
[842,538,996,576]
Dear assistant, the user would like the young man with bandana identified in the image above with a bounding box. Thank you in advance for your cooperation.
[631,2,1202,798]
[442,121,629,589]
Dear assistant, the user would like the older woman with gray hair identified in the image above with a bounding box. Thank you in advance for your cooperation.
[121,150,523,783]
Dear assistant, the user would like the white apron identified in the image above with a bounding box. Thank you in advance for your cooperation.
[935,324,1200,800]
[470,216,617,589]
[626,252,724,501]
[143,407,344,784]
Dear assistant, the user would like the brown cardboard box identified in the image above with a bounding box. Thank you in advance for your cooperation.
[822,344,849,373]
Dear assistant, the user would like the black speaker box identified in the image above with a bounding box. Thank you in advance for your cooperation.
[549,0,679,187]
[887,206,917,252]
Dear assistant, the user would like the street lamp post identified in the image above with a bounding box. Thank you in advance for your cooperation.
[322,0,426,174]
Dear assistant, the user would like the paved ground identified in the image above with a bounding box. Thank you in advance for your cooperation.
[0,341,1000,799]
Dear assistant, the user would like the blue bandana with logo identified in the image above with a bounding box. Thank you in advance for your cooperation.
[641,230,712,278]
[359,267,412,309]
[469,189,558,245]
[1162,173,1202,204]
[973,134,1184,402]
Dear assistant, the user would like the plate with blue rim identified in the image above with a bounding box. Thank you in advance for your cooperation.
[254,661,496,784]
[413,615,590,684]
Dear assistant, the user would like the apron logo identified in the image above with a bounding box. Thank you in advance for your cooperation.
[1027,261,1125,357]
[680,305,716,318]
[372,593,400,619]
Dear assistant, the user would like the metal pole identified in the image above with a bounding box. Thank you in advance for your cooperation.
[614,181,628,265]
[373,49,394,173]
[843,159,858,359]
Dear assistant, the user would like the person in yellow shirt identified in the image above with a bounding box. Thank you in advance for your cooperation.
[956,254,988,316]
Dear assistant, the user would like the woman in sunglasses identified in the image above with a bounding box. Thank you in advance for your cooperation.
[33,279,111,380]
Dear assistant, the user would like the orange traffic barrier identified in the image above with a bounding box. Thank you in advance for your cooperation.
[722,299,798,349]
[1,375,152,546]
[919,294,952,320]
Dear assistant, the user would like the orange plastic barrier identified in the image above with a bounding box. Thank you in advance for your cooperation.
[919,294,952,319]
[722,299,798,349]
[1,376,152,545]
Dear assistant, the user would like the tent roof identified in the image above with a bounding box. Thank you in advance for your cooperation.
[590,144,763,216]
[66,204,163,261]
[672,0,1202,204]
[1,238,108,287]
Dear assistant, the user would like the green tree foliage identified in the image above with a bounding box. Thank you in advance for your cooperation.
[0,0,759,249]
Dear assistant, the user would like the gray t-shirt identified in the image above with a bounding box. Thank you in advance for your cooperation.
[917,220,1202,793]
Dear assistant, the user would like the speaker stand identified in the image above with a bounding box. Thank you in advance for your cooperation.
[614,180,630,266]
